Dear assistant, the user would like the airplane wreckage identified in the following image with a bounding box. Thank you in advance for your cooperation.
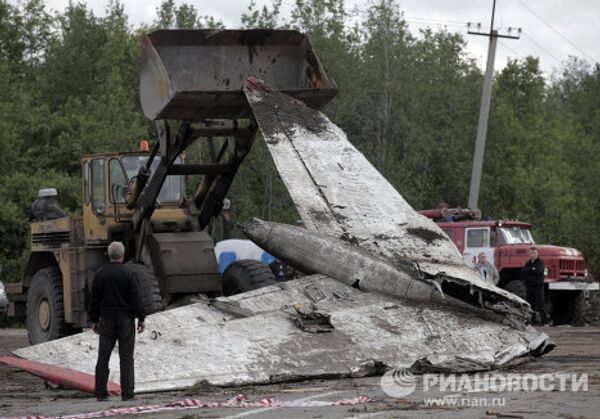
[5,29,553,394]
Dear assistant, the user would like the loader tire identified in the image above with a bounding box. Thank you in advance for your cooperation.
[26,267,71,344]
[569,291,585,326]
[504,279,527,300]
[127,262,162,316]
[222,259,277,297]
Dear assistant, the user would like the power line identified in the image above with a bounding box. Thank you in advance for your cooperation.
[521,32,563,65]
[516,0,597,62]
[404,15,468,25]
[499,40,520,57]
[404,19,466,29]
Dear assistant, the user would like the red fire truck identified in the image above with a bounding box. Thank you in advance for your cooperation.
[419,207,598,325]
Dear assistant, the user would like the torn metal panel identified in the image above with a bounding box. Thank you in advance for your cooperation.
[240,219,530,327]
[240,219,497,317]
[290,304,335,333]
[243,80,531,324]
[243,78,462,266]
[14,276,550,393]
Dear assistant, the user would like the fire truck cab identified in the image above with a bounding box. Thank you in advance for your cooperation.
[419,207,598,325]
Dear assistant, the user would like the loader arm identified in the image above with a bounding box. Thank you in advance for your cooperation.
[128,29,338,255]
[130,120,256,232]
[130,121,190,231]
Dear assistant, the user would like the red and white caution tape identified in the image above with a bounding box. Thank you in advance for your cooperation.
[4,394,372,419]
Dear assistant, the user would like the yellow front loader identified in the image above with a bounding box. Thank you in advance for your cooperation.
[7,29,337,343]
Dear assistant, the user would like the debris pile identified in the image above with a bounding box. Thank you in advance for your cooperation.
[14,276,550,392]
[7,79,554,394]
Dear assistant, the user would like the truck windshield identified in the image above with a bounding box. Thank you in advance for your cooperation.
[498,227,535,245]
[120,155,183,203]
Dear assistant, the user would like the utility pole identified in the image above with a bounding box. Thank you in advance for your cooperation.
[467,0,520,210]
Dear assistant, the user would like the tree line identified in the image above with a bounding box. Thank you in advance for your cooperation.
[0,0,599,283]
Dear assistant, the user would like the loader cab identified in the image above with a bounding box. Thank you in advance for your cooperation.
[82,151,185,243]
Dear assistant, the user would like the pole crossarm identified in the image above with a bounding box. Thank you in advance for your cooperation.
[468,30,520,39]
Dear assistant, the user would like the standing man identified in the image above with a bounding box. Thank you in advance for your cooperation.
[520,246,549,325]
[475,252,499,285]
[89,242,145,402]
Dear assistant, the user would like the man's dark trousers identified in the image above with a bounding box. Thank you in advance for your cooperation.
[95,315,136,399]
[526,283,548,324]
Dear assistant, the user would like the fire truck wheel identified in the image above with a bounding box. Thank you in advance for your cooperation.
[569,291,585,326]
[26,267,71,344]
[222,259,277,297]
[127,262,163,316]
[504,279,527,300]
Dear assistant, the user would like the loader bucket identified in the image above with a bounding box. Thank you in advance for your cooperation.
[140,29,338,121]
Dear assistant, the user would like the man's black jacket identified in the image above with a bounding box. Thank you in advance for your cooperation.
[520,257,545,286]
[89,262,145,323]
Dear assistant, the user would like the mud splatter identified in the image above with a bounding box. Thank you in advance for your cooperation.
[391,255,420,273]
[374,233,396,241]
[332,211,348,223]
[406,227,446,244]
[184,379,219,395]
[308,208,333,224]
[340,232,360,245]
[371,316,401,335]
[246,82,330,140]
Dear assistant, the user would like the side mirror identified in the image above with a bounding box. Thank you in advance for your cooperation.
[94,203,106,216]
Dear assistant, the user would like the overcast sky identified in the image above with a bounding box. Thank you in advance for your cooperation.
[42,0,599,76]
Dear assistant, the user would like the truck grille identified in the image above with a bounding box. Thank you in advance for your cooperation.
[559,259,585,275]
[32,232,70,247]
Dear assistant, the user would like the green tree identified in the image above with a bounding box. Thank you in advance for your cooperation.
[154,0,224,29]
[241,0,283,29]
[0,0,598,281]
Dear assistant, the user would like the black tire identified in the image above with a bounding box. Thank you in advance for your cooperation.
[222,259,277,297]
[26,267,71,344]
[569,291,585,326]
[504,279,527,300]
[127,262,162,316]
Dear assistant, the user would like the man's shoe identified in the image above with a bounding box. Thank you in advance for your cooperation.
[96,396,108,402]
[122,395,136,401]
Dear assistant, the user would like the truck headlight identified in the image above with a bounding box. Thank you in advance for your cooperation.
[544,268,548,276]
[584,269,589,277]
